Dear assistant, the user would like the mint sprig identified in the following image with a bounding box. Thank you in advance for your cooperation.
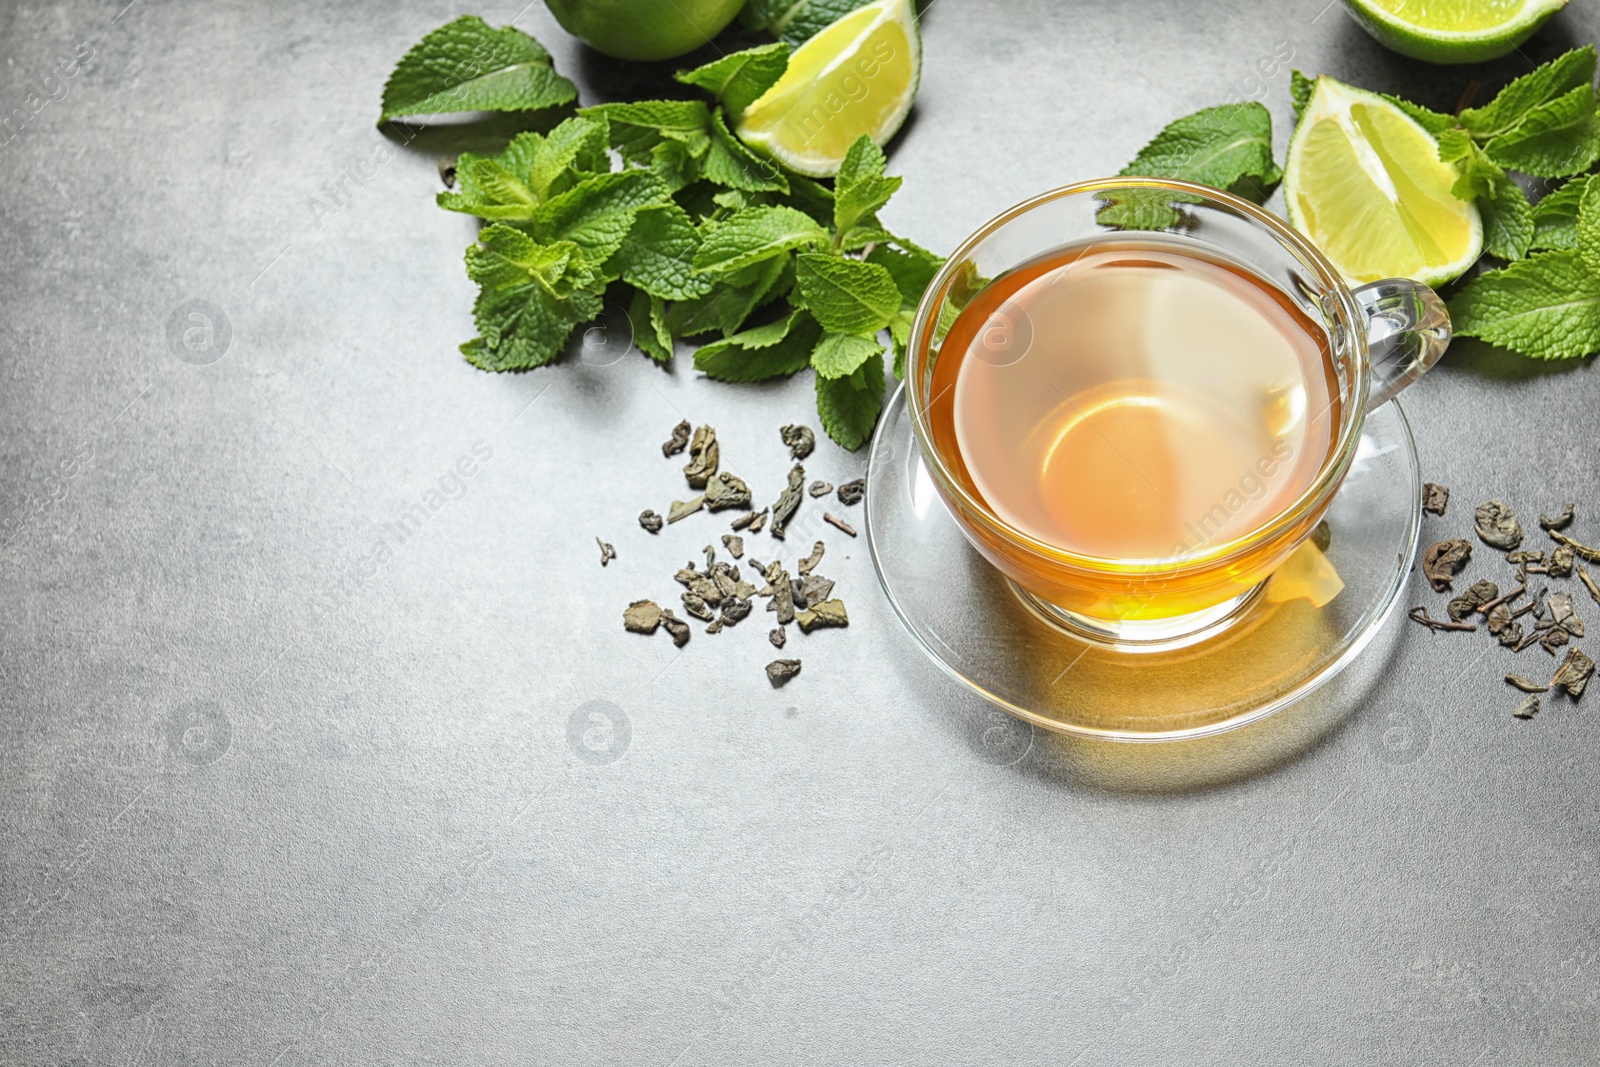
[383,15,945,450]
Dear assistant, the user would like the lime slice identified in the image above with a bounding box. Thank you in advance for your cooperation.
[1284,75,1481,286]
[1342,0,1568,64]
[735,0,921,178]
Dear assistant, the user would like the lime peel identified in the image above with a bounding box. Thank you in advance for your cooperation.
[1342,0,1569,65]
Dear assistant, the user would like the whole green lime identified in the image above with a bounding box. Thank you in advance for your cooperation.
[545,0,745,61]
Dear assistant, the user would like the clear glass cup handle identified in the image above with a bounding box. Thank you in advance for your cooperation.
[1354,279,1451,411]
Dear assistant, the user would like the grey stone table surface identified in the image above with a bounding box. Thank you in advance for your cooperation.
[3,0,1599,1063]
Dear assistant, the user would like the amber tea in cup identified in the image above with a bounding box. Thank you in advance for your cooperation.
[906,179,1450,646]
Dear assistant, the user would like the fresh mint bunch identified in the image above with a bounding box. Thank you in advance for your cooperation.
[382,21,944,449]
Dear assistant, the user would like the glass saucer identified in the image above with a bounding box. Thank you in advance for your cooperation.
[864,385,1422,742]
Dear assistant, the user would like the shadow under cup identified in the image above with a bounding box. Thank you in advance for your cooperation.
[906,179,1371,646]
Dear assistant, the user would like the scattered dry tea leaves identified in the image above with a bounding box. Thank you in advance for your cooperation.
[1549,529,1600,563]
[684,425,719,488]
[1513,694,1541,719]
[704,471,752,511]
[1505,673,1549,693]
[722,533,744,558]
[668,496,704,523]
[1579,566,1600,607]
[766,658,802,686]
[597,537,616,566]
[770,465,805,539]
[1422,483,1450,515]
[795,598,849,633]
[1448,579,1499,621]
[1539,504,1574,531]
[721,596,752,626]
[1410,606,1477,632]
[798,541,825,575]
[1553,648,1595,698]
[837,478,864,506]
[1549,544,1576,577]
[660,609,691,647]
[766,563,795,624]
[639,509,663,534]
[781,424,814,460]
[1421,539,1472,592]
[1475,500,1524,550]
[663,419,691,457]
[623,599,662,634]
[769,626,786,649]
[681,592,713,621]
[808,480,833,498]
[824,512,857,537]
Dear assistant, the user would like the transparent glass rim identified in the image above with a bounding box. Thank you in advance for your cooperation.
[906,176,1372,572]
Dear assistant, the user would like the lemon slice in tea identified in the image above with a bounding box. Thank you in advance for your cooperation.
[735,0,921,177]
[1342,0,1568,64]
[1284,75,1481,286]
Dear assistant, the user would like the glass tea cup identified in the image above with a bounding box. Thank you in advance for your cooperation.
[905,178,1450,648]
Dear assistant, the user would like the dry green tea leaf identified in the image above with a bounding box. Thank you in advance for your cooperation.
[1487,603,1514,635]
[684,425,719,488]
[662,419,691,457]
[766,658,802,686]
[1500,622,1526,648]
[1448,579,1499,621]
[1409,606,1477,632]
[1422,483,1449,515]
[770,464,805,539]
[1475,500,1524,550]
[639,509,664,533]
[1505,673,1550,693]
[824,512,857,537]
[1579,566,1600,607]
[1540,503,1575,531]
[668,496,704,523]
[765,563,795,623]
[705,618,724,634]
[1540,627,1570,655]
[1553,647,1596,698]
[730,509,763,531]
[722,533,744,558]
[1513,693,1541,719]
[795,598,849,632]
[781,424,815,460]
[1422,539,1472,591]
[769,626,786,649]
[623,599,662,634]
[1549,591,1584,636]
[798,541,825,575]
[798,574,834,604]
[808,480,833,497]
[748,509,768,533]
[661,609,691,647]
[597,537,616,566]
[836,478,864,506]
[1550,529,1600,562]
[721,596,753,625]
[704,471,753,511]
[681,591,714,620]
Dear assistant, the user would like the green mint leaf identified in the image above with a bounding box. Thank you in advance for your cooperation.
[438,154,541,220]
[466,225,593,297]
[834,135,902,234]
[612,202,714,300]
[693,309,821,380]
[462,278,602,371]
[530,114,611,200]
[1578,177,1600,274]
[866,240,940,306]
[793,252,900,334]
[676,43,790,120]
[1481,180,1535,261]
[752,0,877,44]
[668,255,789,337]
[703,110,790,193]
[1290,70,1316,122]
[693,205,829,275]
[811,331,882,378]
[1483,84,1600,179]
[889,306,913,379]
[1438,129,1507,201]
[650,140,701,193]
[779,173,837,226]
[1460,46,1598,140]
[528,170,672,265]
[1379,92,1454,136]
[582,101,714,166]
[379,16,576,122]
[815,350,885,450]
[1449,250,1600,359]
[1530,175,1590,251]
[628,288,674,363]
[836,220,894,252]
[1119,102,1281,202]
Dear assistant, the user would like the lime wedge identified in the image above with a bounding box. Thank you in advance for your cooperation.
[735,0,921,177]
[1342,0,1568,64]
[1284,75,1481,286]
